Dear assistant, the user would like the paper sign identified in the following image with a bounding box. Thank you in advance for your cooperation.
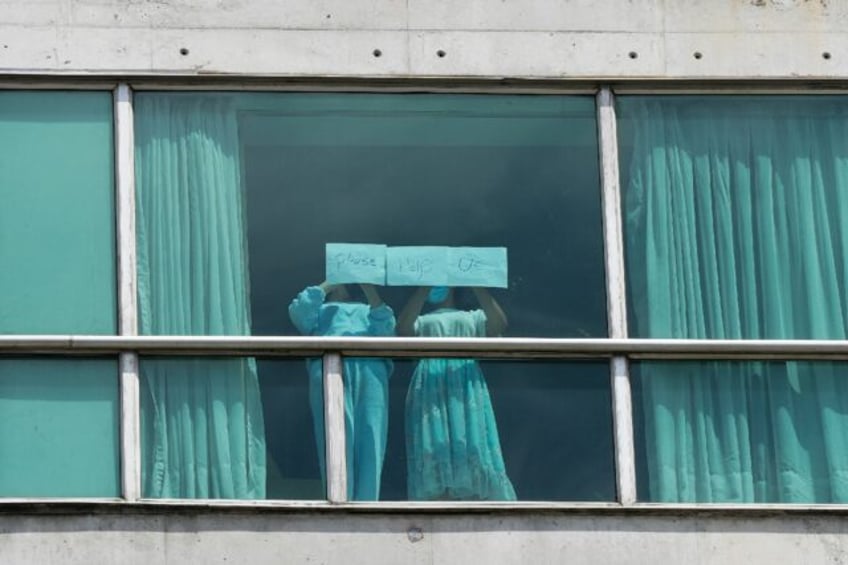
[447,247,508,288]
[325,243,387,285]
[386,246,449,286]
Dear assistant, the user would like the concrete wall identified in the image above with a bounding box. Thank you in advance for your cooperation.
[1,507,848,565]
[1,0,847,79]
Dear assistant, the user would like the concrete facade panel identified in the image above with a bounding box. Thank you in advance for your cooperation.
[662,31,848,78]
[663,0,848,33]
[406,0,664,33]
[2,0,848,78]
[67,0,409,31]
[145,29,409,76]
[1,0,68,26]
[407,31,664,79]
[0,510,847,565]
[0,26,410,76]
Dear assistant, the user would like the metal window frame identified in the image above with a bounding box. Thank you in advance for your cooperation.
[3,79,848,511]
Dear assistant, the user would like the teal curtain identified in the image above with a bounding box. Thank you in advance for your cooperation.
[624,97,848,502]
[135,95,266,499]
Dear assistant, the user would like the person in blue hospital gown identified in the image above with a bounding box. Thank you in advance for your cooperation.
[399,285,516,501]
[288,281,395,501]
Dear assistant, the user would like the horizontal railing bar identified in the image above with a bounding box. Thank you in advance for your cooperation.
[3,335,848,360]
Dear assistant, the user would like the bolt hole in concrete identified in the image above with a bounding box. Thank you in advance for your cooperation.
[407,527,424,543]
[628,51,638,59]
[437,49,446,58]
[694,51,703,59]
[823,51,832,60]
[373,48,382,57]
[179,47,189,56]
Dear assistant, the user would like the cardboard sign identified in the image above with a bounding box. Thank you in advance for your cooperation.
[386,246,450,286]
[325,243,387,285]
[447,247,508,288]
[325,244,509,288]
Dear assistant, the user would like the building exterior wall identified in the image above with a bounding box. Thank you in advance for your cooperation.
[0,0,847,80]
[2,1,848,563]
[1,507,848,565]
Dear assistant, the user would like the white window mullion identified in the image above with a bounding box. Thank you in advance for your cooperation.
[610,356,636,504]
[597,87,637,505]
[323,353,348,502]
[114,83,141,502]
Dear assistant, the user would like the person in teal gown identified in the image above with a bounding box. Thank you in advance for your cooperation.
[399,286,516,501]
[289,281,395,501]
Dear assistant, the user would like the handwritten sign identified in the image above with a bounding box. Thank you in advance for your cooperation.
[325,243,387,285]
[447,247,508,288]
[386,246,449,286]
[326,244,509,288]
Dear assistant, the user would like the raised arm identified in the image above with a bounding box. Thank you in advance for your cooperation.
[472,287,508,337]
[398,287,430,337]
[360,284,396,336]
[288,282,329,335]
[318,280,335,294]
[359,283,383,308]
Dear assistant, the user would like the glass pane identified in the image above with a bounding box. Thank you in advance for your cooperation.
[633,360,848,504]
[374,359,612,502]
[134,92,606,502]
[261,358,324,500]
[134,92,606,342]
[140,358,321,500]
[0,92,117,497]
[0,91,116,334]
[0,359,119,497]
[619,96,848,340]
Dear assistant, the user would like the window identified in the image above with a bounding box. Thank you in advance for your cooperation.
[132,92,612,501]
[5,86,848,507]
[619,96,848,503]
[0,91,118,496]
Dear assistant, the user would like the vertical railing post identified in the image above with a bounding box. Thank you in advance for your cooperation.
[323,353,347,502]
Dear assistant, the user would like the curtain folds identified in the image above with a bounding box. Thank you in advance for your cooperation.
[625,98,848,502]
[135,95,266,499]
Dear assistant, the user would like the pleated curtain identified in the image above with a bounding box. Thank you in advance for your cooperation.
[625,98,848,502]
[135,95,266,499]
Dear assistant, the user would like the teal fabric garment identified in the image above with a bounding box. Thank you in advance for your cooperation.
[406,308,516,500]
[288,286,394,501]
[135,95,266,499]
[624,97,848,502]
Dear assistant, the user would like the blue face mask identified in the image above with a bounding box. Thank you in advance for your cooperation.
[427,286,450,304]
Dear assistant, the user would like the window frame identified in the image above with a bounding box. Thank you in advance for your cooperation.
[3,80,848,511]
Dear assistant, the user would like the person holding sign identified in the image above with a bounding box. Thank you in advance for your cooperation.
[288,281,395,501]
[398,286,516,501]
